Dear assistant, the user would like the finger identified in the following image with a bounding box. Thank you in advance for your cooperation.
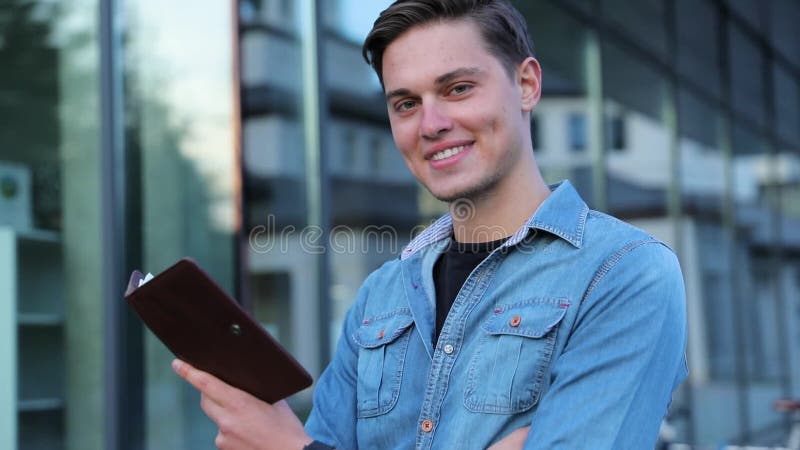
[171,359,234,405]
[214,431,227,450]
[200,393,226,422]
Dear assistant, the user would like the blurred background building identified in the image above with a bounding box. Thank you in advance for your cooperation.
[1,0,799,448]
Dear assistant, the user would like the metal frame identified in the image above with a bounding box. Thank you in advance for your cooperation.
[761,0,795,437]
[99,0,124,448]
[717,2,753,442]
[100,0,145,448]
[300,0,333,366]
[0,230,17,450]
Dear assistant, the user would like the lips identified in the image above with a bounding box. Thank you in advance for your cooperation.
[431,145,467,161]
[425,141,474,169]
[424,140,474,161]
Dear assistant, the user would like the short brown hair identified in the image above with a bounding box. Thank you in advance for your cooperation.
[362,0,535,86]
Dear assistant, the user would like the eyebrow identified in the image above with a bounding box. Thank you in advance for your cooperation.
[385,88,412,101]
[385,66,484,101]
[435,67,483,87]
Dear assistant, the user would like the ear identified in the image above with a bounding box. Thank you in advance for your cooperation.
[517,57,542,112]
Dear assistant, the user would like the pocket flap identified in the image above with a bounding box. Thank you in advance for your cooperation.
[353,308,415,348]
[482,299,569,338]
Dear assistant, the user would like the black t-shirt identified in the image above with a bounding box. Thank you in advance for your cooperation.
[433,237,508,344]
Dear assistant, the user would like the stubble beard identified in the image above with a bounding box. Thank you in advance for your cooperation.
[429,145,518,205]
[428,169,504,205]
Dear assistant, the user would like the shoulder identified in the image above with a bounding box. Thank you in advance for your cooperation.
[359,257,403,292]
[579,210,683,305]
[582,210,677,263]
[349,257,406,316]
[585,210,667,246]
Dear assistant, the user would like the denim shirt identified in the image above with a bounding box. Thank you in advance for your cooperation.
[305,180,688,450]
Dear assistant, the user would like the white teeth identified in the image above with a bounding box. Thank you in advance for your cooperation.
[431,145,466,161]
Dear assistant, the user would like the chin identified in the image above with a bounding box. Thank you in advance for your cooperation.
[432,192,464,203]
[428,186,489,203]
[426,183,471,203]
[427,179,498,204]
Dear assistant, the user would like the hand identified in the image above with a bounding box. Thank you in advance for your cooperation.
[487,426,530,450]
[172,359,313,450]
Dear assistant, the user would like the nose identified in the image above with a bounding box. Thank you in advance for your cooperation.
[419,101,452,139]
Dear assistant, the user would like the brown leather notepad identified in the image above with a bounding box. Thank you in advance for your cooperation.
[124,258,312,404]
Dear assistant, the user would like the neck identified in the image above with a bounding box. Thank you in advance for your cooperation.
[451,158,550,244]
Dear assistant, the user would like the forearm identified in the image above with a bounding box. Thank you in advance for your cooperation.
[524,242,687,448]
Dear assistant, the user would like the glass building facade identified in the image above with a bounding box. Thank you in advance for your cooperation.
[1,0,799,448]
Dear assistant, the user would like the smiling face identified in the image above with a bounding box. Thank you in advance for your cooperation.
[382,19,541,203]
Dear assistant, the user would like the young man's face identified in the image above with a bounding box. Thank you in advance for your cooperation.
[381,19,540,203]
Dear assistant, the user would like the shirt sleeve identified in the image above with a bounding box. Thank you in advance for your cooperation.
[524,241,689,449]
[304,274,373,450]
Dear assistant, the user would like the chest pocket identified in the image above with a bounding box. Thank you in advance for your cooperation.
[465,298,569,414]
[352,307,415,418]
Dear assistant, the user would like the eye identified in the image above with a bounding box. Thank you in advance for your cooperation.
[448,83,473,96]
[395,99,417,112]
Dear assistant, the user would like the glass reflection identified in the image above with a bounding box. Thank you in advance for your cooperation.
[0,0,104,449]
[602,41,670,219]
[125,1,236,448]
[676,0,721,100]
[321,0,412,357]
[516,0,597,206]
[601,0,667,58]
[729,24,766,129]
[732,125,785,444]
[773,64,800,148]
[677,88,741,443]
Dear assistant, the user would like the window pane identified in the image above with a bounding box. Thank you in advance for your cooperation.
[676,0,721,100]
[601,0,668,59]
[784,177,800,404]
[563,0,593,14]
[0,0,104,448]
[320,0,417,359]
[729,24,766,128]
[239,0,324,420]
[769,0,800,67]
[602,41,670,218]
[517,0,598,206]
[606,113,627,151]
[322,0,389,45]
[727,0,767,30]
[677,89,742,443]
[731,126,785,444]
[567,113,588,152]
[773,64,800,148]
[125,0,238,448]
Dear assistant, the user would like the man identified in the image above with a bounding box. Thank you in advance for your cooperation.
[172,1,688,448]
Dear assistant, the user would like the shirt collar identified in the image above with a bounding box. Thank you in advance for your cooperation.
[521,179,588,248]
[400,180,588,260]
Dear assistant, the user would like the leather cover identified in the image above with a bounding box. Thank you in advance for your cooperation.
[124,258,312,404]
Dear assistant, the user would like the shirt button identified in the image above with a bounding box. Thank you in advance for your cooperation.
[443,344,454,355]
[509,315,522,327]
[421,419,434,433]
